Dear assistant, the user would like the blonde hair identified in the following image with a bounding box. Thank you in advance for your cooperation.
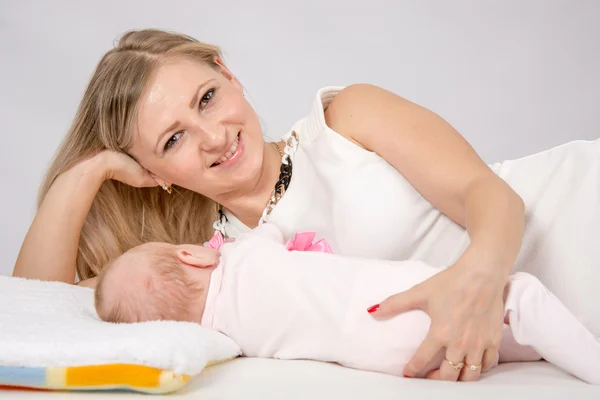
[94,243,205,323]
[38,29,223,280]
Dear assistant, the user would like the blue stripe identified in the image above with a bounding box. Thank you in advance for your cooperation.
[0,366,46,386]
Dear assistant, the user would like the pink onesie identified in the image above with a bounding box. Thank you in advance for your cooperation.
[200,224,600,384]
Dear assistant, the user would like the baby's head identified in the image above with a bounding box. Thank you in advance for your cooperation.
[94,242,216,324]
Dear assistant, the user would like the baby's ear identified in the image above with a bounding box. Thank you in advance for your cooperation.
[249,223,284,244]
[176,245,219,268]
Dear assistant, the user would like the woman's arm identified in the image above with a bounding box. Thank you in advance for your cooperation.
[324,84,525,381]
[325,83,524,264]
[12,151,159,283]
[13,156,107,283]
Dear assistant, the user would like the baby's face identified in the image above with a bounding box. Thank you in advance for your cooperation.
[95,242,216,324]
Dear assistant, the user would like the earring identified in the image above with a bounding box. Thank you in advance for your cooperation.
[162,184,172,194]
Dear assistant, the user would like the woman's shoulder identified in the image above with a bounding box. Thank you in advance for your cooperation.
[294,84,381,146]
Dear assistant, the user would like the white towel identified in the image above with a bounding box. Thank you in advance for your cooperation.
[0,276,241,375]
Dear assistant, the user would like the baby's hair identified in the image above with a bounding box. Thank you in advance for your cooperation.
[94,259,127,323]
[95,243,205,323]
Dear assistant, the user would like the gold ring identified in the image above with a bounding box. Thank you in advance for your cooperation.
[466,363,482,371]
[445,358,465,371]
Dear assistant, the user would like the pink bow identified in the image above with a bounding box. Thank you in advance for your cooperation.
[205,231,227,250]
[286,231,332,253]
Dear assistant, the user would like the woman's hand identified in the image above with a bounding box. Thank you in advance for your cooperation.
[369,247,508,381]
[100,150,160,188]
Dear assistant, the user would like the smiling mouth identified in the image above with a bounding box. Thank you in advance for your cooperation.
[211,132,241,167]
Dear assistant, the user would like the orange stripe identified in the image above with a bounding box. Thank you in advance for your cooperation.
[65,364,161,388]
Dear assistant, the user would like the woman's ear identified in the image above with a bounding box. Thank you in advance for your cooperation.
[149,172,166,187]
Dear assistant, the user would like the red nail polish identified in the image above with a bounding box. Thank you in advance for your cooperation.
[403,374,411,378]
[367,304,380,313]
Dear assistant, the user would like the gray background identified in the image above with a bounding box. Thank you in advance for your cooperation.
[1,0,599,276]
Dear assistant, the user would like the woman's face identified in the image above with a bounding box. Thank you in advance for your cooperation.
[131,57,265,201]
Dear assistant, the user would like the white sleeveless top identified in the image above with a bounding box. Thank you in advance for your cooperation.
[223,86,600,335]
[223,87,470,268]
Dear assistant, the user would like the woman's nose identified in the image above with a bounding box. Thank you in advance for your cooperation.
[193,121,226,151]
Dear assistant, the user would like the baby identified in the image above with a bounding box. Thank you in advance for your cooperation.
[94,224,600,384]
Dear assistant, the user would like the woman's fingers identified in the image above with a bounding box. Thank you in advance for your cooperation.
[424,368,441,379]
[368,285,425,319]
[459,350,484,381]
[402,328,444,378]
[438,347,465,381]
[103,151,160,188]
[481,347,499,372]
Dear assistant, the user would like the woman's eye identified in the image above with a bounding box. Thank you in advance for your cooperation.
[164,132,183,151]
[200,89,214,108]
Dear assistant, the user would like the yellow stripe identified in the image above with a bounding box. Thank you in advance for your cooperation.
[45,367,66,389]
[65,364,161,388]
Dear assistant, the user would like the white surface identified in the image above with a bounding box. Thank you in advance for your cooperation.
[0,276,240,375]
[3,358,600,399]
[2,0,600,276]
[1,0,598,396]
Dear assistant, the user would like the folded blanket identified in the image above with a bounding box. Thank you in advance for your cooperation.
[0,276,241,393]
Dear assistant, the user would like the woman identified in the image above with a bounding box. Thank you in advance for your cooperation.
[12,29,599,383]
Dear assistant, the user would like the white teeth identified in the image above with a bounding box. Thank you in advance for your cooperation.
[214,136,240,165]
